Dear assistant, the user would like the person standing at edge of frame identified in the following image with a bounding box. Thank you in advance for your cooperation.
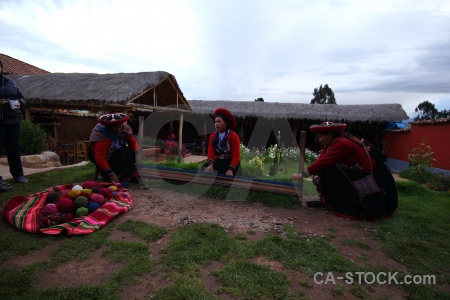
[0,59,28,192]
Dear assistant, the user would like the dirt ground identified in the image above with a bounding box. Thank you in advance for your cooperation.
[2,186,410,299]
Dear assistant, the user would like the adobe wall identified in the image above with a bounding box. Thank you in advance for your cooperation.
[382,122,450,172]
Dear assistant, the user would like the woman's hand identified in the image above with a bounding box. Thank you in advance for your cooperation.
[225,170,233,176]
[291,173,303,180]
[110,173,119,183]
[204,165,213,173]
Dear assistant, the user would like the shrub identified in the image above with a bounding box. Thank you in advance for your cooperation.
[20,120,47,155]
[407,139,436,183]
[241,162,263,178]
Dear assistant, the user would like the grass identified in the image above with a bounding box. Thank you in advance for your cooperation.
[0,163,449,299]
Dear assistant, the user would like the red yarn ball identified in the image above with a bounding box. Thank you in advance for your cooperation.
[56,197,74,213]
[82,181,97,189]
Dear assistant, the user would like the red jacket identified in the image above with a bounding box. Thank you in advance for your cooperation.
[91,136,138,174]
[308,136,376,175]
[207,130,241,169]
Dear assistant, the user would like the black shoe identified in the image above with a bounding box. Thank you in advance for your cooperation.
[306,200,325,207]
[0,180,13,192]
[14,176,28,183]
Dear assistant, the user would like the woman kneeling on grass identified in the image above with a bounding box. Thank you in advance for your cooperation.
[89,112,139,184]
[291,122,398,220]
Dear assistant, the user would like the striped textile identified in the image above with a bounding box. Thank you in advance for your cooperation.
[2,183,134,236]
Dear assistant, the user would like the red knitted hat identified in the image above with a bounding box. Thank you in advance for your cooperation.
[214,108,236,130]
[310,121,346,133]
[98,113,129,126]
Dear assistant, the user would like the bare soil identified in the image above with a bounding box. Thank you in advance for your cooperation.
[2,186,409,299]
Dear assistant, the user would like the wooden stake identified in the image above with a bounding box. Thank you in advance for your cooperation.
[296,131,306,205]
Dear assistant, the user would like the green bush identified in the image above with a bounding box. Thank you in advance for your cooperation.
[241,162,263,178]
[19,120,47,155]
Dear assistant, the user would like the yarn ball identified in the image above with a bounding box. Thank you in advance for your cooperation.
[108,185,118,191]
[56,197,74,213]
[82,181,97,189]
[121,182,129,188]
[41,203,58,216]
[68,190,81,199]
[46,192,61,204]
[78,191,91,199]
[74,196,89,208]
[87,202,100,213]
[72,184,83,191]
[91,186,101,194]
[81,189,92,195]
[90,193,105,205]
[76,207,89,217]
[100,187,113,198]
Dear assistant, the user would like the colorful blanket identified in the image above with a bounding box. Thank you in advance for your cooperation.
[1,182,133,235]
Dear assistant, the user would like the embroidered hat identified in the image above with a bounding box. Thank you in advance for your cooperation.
[310,121,346,133]
[98,113,129,126]
[214,108,236,130]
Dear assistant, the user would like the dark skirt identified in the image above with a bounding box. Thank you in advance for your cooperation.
[90,146,138,183]
[316,163,398,220]
[202,158,243,177]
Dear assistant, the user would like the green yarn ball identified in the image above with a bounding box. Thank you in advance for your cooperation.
[76,207,89,217]
[74,196,89,208]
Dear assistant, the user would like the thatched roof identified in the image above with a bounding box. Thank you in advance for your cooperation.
[187,100,408,123]
[9,72,191,112]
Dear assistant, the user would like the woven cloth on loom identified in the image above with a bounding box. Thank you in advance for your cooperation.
[1,182,133,235]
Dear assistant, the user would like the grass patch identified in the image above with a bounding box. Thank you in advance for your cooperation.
[161,223,252,273]
[341,239,372,250]
[117,219,167,242]
[152,274,217,300]
[213,260,291,299]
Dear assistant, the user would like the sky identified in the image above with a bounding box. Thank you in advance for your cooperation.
[1,0,450,118]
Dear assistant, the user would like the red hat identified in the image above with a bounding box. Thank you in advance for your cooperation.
[310,121,346,133]
[214,108,236,130]
[98,113,129,126]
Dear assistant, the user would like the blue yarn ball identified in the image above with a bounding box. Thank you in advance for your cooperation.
[121,182,129,188]
[87,202,100,213]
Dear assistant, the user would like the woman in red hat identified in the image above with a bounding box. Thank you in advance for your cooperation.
[203,108,242,176]
[291,122,397,220]
[89,112,139,183]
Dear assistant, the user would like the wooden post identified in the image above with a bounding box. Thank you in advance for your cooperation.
[296,131,306,205]
[202,119,207,156]
[178,113,184,156]
[137,116,144,165]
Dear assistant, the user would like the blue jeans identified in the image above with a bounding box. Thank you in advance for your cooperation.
[0,122,24,180]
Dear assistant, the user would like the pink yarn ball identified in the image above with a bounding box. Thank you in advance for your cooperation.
[90,193,106,205]
[41,203,58,216]
[82,181,96,189]
[56,197,74,213]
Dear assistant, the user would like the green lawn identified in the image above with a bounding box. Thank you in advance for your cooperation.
[0,163,449,299]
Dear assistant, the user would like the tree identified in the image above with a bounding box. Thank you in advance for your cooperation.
[414,100,439,120]
[254,97,264,102]
[310,84,336,104]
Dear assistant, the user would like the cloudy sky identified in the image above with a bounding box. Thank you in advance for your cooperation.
[1,0,449,117]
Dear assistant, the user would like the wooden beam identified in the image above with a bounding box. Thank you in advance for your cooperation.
[138,166,300,196]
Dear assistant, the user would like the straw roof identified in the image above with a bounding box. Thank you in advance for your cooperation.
[187,100,408,123]
[9,72,190,112]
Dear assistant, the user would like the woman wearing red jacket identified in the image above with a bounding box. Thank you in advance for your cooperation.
[292,122,397,220]
[203,108,242,176]
[89,112,138,183]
